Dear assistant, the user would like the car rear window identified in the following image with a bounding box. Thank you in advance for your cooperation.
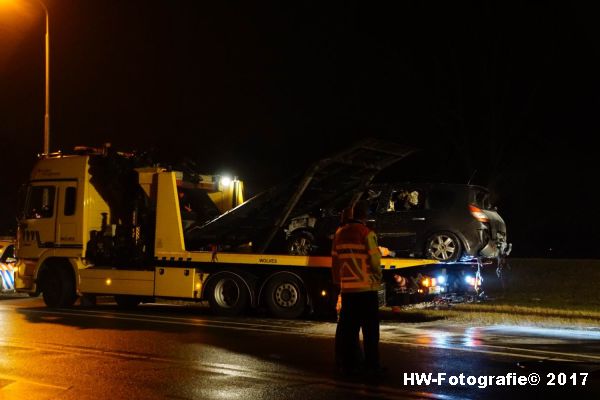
[471,189,492,209]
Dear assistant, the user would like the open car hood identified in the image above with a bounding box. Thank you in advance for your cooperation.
[185,138,414,252]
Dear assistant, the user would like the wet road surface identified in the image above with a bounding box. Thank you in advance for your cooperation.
[0,295,599,399]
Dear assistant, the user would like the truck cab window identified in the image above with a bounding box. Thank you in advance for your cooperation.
[0,245,15,263]
[26,186,56,219]
[17,184,28,219]
[64,187,77,216]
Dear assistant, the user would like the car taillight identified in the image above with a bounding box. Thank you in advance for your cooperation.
[469,204,489,222]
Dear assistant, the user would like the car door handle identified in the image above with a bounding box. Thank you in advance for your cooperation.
[412,217,426,221]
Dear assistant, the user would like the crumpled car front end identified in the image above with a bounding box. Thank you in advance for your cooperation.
[470,205,512,260]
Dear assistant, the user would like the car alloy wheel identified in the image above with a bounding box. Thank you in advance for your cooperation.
[427,233,461,262]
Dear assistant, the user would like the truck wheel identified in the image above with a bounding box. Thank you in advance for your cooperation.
[205,273,249,316]
[115,295,141,308]
[425,232,462,262]
[41,267,76,308]
[264,273,307,319]
[287,231,315,256]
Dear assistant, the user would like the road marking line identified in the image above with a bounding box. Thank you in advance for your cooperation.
[14,307,315,333]
[3,304,316,330]
[0,373,69,400]
[8,307,600,362]
[195,364,466,400]
[380,340,575,362]
[0,339,462,400]
[453,343,600,360]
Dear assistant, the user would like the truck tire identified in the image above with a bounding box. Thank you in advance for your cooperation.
[115,295,141,308]
[41,267,77,308]
[263,273,307,319]
[425,232,462,262]
[205,273,249,316]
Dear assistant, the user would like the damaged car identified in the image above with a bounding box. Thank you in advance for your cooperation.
[286,182,511,262]
[182,138,510,264]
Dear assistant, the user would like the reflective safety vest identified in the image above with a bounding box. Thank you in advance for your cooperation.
[331,222,382,293]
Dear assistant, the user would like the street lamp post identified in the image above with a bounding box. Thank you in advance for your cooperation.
[0,0,50,153]
[39,0,50,155]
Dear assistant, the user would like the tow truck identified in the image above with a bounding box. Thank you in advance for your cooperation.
[15,141,445,318]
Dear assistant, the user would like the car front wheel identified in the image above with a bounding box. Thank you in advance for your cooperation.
[287,230,316,256]
[425,232,462,262]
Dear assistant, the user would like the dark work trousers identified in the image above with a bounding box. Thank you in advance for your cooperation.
[336,291,380,371]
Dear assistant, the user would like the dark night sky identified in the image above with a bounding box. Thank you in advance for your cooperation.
[1,1,598,258]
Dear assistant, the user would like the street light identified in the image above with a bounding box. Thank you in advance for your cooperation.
[1,0,51,154]
[29,0,51,155]
[39,0,50,155]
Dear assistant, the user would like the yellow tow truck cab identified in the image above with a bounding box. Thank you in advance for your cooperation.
[15,147,437,318]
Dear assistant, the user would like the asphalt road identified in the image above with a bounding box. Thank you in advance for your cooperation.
[0,295,599,400]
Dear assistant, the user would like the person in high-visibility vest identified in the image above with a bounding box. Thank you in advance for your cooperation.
[332,200,383,375]
[334,206,357,370]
